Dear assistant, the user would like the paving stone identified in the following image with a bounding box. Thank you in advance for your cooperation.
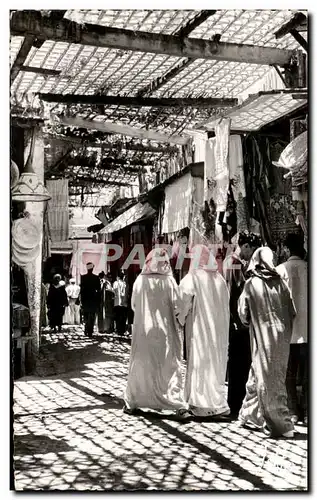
[13,326,308,491]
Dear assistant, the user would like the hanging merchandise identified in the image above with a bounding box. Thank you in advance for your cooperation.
[11,160,20,188]
[272,131,307,189]
[204,137,216,203]
[11,213,41,267]
[242,135,272,245]
[11,129,51,203]
[228,135,249,232]
[42,206,51,262]
[46,179,69,242]
[192,131,207,164]
[214,118,231,212]
[224,184,237,243]
[189,176,208,247]
[70,242,107,277]
[162,173,193,234]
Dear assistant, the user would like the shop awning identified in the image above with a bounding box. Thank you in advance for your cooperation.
[50,241,73,254]
[203,90,307,132]
[99,202,156,234]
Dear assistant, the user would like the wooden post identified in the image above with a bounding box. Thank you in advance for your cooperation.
[23,127,45,371]
[284,50,307,88]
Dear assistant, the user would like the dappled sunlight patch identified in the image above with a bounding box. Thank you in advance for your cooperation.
[14,324,307,491]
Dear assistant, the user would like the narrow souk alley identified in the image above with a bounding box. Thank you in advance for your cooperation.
[13,326,307,492]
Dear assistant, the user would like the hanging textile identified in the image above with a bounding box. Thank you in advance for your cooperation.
[267,193,299,243]
[192,131,207,163]
[189,176,208,247]
[46,179,69,242]
[214,118,231,212]
[242,135,272,245]
[228,135,249,232]
[70,242,107,277]
[162,173,193,234]
[204,137,216,203]
[42,206,51,262]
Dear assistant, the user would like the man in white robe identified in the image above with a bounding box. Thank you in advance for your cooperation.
[64,278,81,325]
[124,248,190,420]
[276,233,307,425]
[177,245,230,417]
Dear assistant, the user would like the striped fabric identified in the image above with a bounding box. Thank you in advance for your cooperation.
[46,179,69,242]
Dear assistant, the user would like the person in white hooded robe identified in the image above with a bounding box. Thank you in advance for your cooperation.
[177,245,231,417]
[123,248,190,420]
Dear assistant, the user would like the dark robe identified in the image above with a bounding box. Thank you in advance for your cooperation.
[80,273,101,312]
[225,253,251,417]
[47,284,68,328]
[80,272,101,336]
[98,279,114,333]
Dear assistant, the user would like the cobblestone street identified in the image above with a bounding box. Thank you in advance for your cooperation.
[13,326,308,491]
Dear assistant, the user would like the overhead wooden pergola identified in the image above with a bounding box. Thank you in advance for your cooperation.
[10,9,307,203]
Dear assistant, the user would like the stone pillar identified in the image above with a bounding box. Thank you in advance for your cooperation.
[24,127,45,371]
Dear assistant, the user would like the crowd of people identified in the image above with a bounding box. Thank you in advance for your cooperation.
[124,232,307,438]
[42,230,307,439]
[42,267,131,337]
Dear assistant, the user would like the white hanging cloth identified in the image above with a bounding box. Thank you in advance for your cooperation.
[162,173,193,234]
[214,118,231,212]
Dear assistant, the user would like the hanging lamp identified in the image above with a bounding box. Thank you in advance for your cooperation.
[11,128,51,202]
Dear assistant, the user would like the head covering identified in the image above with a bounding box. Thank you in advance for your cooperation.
[52,274,63,287]
[86,262,94,270]
[141,248,173,276]
[246,247,279,280]
[189,245,218,272]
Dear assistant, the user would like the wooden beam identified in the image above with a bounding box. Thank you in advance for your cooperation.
[11,10,295,66]
[67,164,146,174]
[51,115,189,145]
[44,133,179,153]
[289,29,308,52]
[292,93,308,100]
[68,204,106,207]
[67,156,150,167]
[137,10,217,97]
[21,65,61,76]
[39,92,237,108]
[48,10,67,21]
[10,35,35,84]
[69,177,135,187]
[48,147,74,173]
[177,10,216,38]
[274,12,307,39]
[271,64,287,87]
[137,59,192,97]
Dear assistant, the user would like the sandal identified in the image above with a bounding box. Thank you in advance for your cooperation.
[237,418,262,430]
[176,409,193,421]
[122,405,137,415]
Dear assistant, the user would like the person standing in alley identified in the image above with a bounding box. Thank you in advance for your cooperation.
[113,270,128,335]
[98,272,114,333]
[47,274,68,333]
[224,231,262,418]
[80,263,101,338]
[237,247,296,438]
[124,248,191,421]
[64,277,81,325]
[177,245,231,417]
[276,233,308,426]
